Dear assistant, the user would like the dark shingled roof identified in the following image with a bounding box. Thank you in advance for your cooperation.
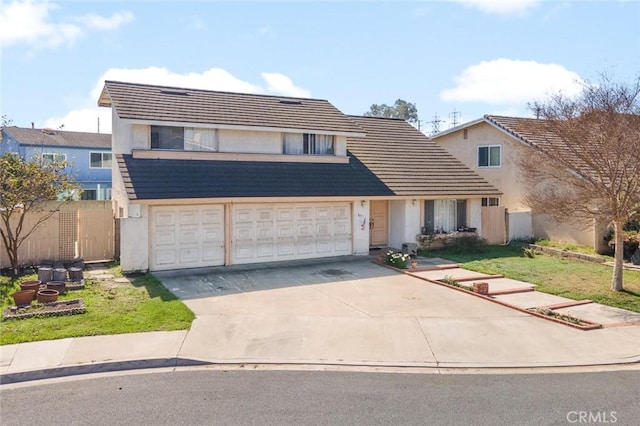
[99,80,364,135]
[3,127,111,149]
[346,116,501,196]
[117,154,393,200]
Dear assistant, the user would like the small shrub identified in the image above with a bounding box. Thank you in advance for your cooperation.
[522,247,536,258]
[448,236,488,254]
[384,250,410,269]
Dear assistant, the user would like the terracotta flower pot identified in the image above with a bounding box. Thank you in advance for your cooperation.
[37,289,59,304]
[46,281,67,295]
[410,261,418,269]
[12,290,36,307]
[19,280,42,299]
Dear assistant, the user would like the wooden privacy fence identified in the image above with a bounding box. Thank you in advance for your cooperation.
[0,201,116,268]
[481,206,507,245]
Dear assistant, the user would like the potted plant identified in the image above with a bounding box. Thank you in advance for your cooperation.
[37,289,59,304]
[12,289,36,307]
[19,280,42,299]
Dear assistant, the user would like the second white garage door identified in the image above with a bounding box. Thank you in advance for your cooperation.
[150,205,225,271]
[232,203,352,264]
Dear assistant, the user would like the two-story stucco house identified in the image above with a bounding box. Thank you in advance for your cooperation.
[98,81,500,272]
[430,115,609,251]
[1,126,112,200]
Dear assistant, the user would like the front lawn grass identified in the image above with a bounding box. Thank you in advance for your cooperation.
[0,270,195,345]
[423,244,640,313]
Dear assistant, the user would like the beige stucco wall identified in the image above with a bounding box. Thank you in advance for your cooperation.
[434,122,530,212]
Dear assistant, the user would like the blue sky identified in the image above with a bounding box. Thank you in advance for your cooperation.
[1,0,639,134]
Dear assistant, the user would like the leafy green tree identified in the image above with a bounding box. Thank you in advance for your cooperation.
[0,153,80,277]
[364,99,419,123]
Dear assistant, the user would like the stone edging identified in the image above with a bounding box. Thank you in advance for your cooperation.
[527,244,605,264]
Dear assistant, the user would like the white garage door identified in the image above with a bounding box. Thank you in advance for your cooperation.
[150,206,225,271]
[232,203,352,264]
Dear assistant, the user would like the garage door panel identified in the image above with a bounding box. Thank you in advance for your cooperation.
[277,240,295,256]
[154,211,175,226]
[256,242,275,258]
[155,229,176,245]
[297,239,314,254]
[231,202,352,265]
[154,249,177,266]
[180,211,199,225]
[335,238,351,253]
[180,247,199,263]
[151,205,225,271]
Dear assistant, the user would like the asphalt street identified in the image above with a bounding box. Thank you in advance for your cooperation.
[1,369,639,425]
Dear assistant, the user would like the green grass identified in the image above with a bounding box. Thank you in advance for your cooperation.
[0,269,195,345]
[423,244,640,313]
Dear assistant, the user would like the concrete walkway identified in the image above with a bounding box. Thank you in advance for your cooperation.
[2,256,640,384]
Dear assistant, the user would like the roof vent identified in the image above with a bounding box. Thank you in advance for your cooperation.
[42,128,56,135]
[160,90,188,96]
[279,100,302,105]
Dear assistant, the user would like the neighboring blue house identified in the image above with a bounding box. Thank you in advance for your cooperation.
[1,126,112,200]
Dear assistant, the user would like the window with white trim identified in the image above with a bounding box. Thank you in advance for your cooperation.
[90,152,112,168]
[481,197,500,207]
[150,126,217,151]
[478,145,501,168]
[42,153,66,165]
[283,133,334,155]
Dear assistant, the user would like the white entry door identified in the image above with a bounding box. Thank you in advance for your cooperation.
[150,205,225,271]
[231,203,352,264]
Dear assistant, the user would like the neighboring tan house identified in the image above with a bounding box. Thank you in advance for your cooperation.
[430,115,609,251]
[1,126,112,200]
[98,81,500,272]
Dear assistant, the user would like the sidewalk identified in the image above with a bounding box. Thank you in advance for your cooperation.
[2,257,640,385]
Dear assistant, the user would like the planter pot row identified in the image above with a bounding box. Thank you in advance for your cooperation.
[12,288,60,307]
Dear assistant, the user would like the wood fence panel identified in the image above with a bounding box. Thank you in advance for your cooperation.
[78,208,115,261]
[1,201,115,268]
[481,206,507,245]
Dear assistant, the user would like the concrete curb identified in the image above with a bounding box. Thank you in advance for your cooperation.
[0,357,211,385]
[3,356,640,385]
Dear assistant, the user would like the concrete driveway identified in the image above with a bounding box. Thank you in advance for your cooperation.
[154,257,640,368]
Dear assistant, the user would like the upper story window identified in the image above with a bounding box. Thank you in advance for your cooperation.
[42,153,66,165]
[283,133,334,155]
[478,145,501,168]
[151,125,217,151]
[90,152,112,168]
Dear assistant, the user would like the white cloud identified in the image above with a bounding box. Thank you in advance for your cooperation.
[41,67,312,133]
[262,73,311,98]
[440,59,584,105]
[453,0,540,16]
[0,0,134,48]
[75,11,134,31]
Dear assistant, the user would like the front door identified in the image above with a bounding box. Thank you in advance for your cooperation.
[369,200,388,247]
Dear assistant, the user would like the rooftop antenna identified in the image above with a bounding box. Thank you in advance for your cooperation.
[449,109,461,128]
[97,117,100,133]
